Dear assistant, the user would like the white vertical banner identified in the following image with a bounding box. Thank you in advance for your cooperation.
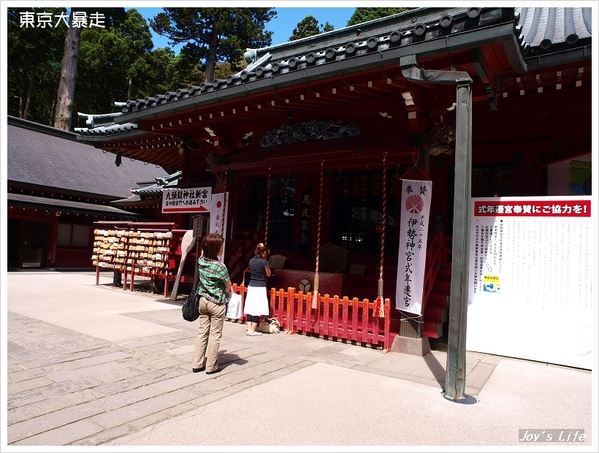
[209,192,229,260]
[395,179,432,314]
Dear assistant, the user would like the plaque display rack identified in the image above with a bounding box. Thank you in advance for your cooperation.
[92,222,179,297]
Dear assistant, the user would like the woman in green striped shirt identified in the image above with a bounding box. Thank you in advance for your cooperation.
[191,233,231,375]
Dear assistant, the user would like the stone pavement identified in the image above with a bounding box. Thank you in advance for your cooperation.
[4,271,594,447]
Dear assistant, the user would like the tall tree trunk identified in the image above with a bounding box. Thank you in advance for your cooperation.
[205,26,219,83]
[22,77,33,119]
[127,77,133,99]
[49,96,57,126]
[54,22,81,130]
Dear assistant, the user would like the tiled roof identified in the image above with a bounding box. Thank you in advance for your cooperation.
[131,185,164,195]
[8,117,168,199]
[110,194,142,205]
[8,193,138,216]
[516,7,592,54]
[77,6,591,136]
[116,7,516,117]
[76,122,139,136]
[131,171,182,195]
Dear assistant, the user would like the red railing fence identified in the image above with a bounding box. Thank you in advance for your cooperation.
[231,284,391,350]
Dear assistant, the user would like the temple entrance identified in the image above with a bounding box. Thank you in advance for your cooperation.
[8,219,50,268]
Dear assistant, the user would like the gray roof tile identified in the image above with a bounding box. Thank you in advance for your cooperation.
[78,6,589,130]
[8,118,168,199]
[77,122,138,136]
[131,171,181,195]
[115,7,514,118]
[516,7,592,50]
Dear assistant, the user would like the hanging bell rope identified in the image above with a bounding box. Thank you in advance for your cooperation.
[378,151,388,317]
[312,159,325,309]
[264,165,272,245]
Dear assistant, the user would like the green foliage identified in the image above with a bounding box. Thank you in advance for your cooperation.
[75,9,154,116]
[322,22,334,33]
[7,8,67,123]
[289,16,320,41]
[7,7,275,126]
[214,59,247,80]
[167,44,205,88]
[8,8,183,126]
[347,7,412,26]
[150,8,276,82]
[289,16,335,41]
[127,48,179,98]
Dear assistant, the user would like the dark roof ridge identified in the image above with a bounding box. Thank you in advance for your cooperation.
[117,7,476,120]
[110,6,549,125]
[8,115,78,141]
[251,7,441,59]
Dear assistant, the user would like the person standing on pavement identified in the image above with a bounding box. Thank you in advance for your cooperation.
[192,233,231,374]
[244,243,271,336]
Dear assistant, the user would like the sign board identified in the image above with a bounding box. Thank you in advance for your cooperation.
[467,196,593,369]
[161,187,211,214]
[395,179,432,315]
[209,192,229,261]
[547,153,591,196]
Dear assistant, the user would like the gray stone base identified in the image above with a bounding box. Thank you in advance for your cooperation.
[390,335,431,356]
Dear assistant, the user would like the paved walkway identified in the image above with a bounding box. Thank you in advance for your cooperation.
[5,272,594,447]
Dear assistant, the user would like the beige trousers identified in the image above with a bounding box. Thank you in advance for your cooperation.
[192,297,226,372]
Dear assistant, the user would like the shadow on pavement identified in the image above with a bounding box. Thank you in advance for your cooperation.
[424,352,446,389]
[218,351,249,370]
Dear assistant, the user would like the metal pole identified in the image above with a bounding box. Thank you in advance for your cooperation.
[443,80,472,402]
[399,55,473,402]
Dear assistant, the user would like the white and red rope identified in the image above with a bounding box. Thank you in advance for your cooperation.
[312,160,324,308]
[378,151,388,316]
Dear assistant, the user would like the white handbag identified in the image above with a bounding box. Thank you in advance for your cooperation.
[226,292,243,320]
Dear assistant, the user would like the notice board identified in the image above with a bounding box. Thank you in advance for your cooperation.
[467,196,593,369]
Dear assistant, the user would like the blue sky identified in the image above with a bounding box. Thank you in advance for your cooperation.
[136,7,355,52]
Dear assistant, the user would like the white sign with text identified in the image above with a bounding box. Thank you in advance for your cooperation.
[467,196,593,369]
[161,187,211,214]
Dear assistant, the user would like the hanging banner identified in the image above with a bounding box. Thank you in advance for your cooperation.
[209,192,229,260]
[467,196,592,369]
[395,179,432,314]
[162,187,211,213]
